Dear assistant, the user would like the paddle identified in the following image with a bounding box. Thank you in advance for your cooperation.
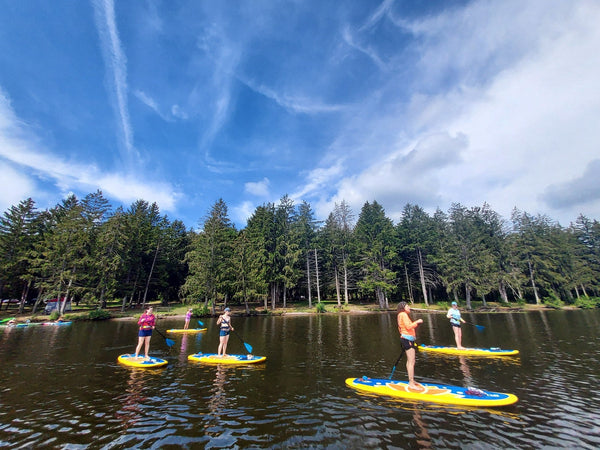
[231,329,253,354]
[154,327,175,347]
[389,348,406,380]
[197,320,204,327]
[463,320,485,331]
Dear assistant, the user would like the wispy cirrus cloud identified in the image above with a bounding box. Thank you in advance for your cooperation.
[0,88,180,212]
[92,0,138,168]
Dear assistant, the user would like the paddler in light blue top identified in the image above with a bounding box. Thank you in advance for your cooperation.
[447,301,466,349]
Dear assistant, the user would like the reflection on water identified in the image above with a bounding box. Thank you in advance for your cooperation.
[207,365,230,415]
[1,310,600,448]
[115,369,146,430]
[456,355,472,387]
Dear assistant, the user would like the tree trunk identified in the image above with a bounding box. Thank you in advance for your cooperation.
[343,254,349,306]
[528,259,540,304]
[19,280,31,314]
[465,282,472,309]
[60,275,74,315]
[499,281,509,303]
[334,263,341,307]
[405,264,414,304]
[142,242,160,307]
[417,249,429,306]
[314,249,321,303]
[306,252,312,307]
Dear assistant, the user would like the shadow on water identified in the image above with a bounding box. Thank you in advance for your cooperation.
[1,310,600,448]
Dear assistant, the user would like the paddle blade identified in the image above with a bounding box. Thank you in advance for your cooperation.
[197,320,204,326]
[166,338,176,347]
[475,325,485,331]
[244,342,253,353]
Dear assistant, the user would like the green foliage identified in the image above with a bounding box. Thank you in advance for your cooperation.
[193,304,210,316]
[543,292,564,309]
[2,190,600,315]
[574,296,599,309]
[88,309,112,320]
[49,310,60,320]
[315,301,326,313]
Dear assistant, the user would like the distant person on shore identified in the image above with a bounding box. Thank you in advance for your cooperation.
[184,308,193,330]
[216,307,233,357]
[447,301,466,349]
[397,301,424,391]
[134,306,155,360]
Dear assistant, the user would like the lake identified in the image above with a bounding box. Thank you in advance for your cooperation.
[1,309,599,448]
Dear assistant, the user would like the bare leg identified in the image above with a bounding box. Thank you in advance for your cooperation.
[222,335,230,356]
[454,327,465,349]
[218,335,226,356]
[134,336,144,358]
[144,336,151,358]
[406,348,424,391]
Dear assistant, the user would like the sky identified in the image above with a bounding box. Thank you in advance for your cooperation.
[1,0,599,230]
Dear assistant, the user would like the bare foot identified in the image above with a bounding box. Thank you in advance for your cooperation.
[408,383,425,392]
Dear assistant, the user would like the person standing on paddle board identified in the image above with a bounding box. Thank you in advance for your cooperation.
[447,301,466,349]
[134,306,156,360]
[397,301,424,391]
[184,308,193,330]
[217,307,234,357]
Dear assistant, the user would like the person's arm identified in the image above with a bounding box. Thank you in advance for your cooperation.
[400,313,420,330]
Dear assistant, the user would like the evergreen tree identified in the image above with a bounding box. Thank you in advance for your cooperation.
[353,201,397,309]
[0,198,39,310]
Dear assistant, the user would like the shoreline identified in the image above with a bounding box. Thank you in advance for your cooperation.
[0,302,579,324]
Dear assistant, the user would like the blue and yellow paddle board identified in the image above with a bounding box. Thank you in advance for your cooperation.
[346,376,518,407]
[118,354,168,368]
[419,344,519,356]
[166,328,206,333]
[188,353,266,365]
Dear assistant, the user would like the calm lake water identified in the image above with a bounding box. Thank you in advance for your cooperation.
[1,309,599,449]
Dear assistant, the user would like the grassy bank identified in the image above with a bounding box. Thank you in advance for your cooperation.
[0,299,584,325]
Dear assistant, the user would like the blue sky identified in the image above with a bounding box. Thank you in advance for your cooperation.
[1,0,599,230]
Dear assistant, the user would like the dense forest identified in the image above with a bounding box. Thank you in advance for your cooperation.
[1,190,599,314]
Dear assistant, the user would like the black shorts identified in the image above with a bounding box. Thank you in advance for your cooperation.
[400,337,417,351]
[451,323,462,328]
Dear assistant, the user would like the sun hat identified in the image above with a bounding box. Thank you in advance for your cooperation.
[451,301,458,306]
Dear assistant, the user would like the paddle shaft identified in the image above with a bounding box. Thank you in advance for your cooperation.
[389,348,406,379]
[463,320,485,330]
[231,328,253,353]
[154,327,175,347]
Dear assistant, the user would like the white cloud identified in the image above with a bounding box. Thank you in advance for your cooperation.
[322,0,600,225]
[92,0,138,167]
[245,178,270,197]
[0,87,180,213]
[231,200,256,227]
[0,161,36,212]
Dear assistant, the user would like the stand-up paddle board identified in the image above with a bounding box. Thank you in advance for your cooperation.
[0,317,15,324]
[166,328,206,333]
[346,376,518,407]
[41,321,72,326]
[419,344,519,356]
[118,354,168,368]
[188,353,266,365]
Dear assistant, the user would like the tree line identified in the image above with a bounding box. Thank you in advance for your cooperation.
[1,191,599,314]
